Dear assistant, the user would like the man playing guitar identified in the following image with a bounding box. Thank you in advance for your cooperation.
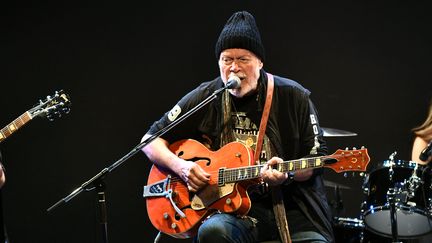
[142,11,334,243]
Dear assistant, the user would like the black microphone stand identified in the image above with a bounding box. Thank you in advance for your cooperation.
[47,84,231,243]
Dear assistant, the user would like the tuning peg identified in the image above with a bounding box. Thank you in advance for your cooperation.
[361,146,365,149]
[353,147,357,150]
[345,147,349,150]
[46,114,54,121]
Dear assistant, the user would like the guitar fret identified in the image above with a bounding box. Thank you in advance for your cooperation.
[219,156,330,185]
[0,112,32,143]
[315,158,322,167]
[285,157,322,173]
[253,166,259,177]
[223,165,262,184]
[15,116,25,127]
[21,112,32,123]
[221,157,328,185]
[1,127,12,137]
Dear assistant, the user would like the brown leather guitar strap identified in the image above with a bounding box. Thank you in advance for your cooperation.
[271,186,291,243]
[254,73,292,243]
[254,73,274,161]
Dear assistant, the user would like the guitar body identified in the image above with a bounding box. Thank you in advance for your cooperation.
[145,139,370,239]
[146,139,255,238]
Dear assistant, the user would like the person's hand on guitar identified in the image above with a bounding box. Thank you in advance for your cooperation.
[177,160,211,192]
[142,136,211,192]
[261,157,313,186]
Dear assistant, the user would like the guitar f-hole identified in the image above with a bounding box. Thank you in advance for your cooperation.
[177,154,212,166]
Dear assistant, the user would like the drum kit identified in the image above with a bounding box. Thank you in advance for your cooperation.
[322,127,432,243]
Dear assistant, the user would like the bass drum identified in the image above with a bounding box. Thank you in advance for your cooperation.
[362,160,432,238]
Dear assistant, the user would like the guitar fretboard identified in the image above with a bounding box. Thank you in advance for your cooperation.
[218,157,323,185]
[0,112,32,142]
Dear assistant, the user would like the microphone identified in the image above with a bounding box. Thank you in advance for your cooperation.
[225,74,241,89]
[420,141,432,162]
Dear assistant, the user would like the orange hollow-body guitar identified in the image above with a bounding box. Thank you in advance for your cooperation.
[144,139,370,239]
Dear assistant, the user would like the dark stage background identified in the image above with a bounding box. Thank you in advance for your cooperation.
[1,2,432,243]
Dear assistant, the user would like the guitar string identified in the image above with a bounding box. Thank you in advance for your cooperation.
[161,155,336,184]
[160,152,363,185]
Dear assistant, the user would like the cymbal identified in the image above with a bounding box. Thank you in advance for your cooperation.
[322,127,357,137]
[323,180,351,189]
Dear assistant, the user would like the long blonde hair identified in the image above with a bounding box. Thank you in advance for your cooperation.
[413,100,432,141]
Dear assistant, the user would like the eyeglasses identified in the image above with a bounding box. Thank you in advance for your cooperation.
[220,56,252,66]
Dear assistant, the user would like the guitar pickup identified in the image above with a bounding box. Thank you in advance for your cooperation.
[143,175,171,197]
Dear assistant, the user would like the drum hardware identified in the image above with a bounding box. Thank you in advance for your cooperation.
[387,151,402,243]
[333,217,365,243]
[334,217,365,228]
[387,188,401,243]
[407,163,422,199]
[329,185,345,217]
[362,173,369,195]
[362,152,432,239]
[388,151,397,182]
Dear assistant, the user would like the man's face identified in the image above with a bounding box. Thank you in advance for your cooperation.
[218,48,263,98]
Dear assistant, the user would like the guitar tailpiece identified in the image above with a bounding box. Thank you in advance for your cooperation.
[143,175,186,218]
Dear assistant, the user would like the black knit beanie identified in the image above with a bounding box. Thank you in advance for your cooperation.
[215,11,265,61]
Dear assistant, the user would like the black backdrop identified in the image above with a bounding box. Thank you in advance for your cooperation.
[1,2,432,242]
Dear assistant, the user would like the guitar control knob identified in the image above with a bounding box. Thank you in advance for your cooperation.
[226,198,232,205]
[163,212,169,219]
[171,223,177,229]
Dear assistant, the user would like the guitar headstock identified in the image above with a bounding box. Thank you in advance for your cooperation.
[324,147,370,173]
[29,90,71,121]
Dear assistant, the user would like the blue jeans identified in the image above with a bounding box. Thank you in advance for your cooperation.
[194,213,329,243]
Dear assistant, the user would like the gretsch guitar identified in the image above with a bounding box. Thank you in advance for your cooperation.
[144,139,370,239]
[0,90,71,143]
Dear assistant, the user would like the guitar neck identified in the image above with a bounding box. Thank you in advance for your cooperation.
[219,156,324,184]
[0,111,33,143]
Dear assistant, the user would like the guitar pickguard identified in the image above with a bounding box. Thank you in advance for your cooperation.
[191,183,235,210]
